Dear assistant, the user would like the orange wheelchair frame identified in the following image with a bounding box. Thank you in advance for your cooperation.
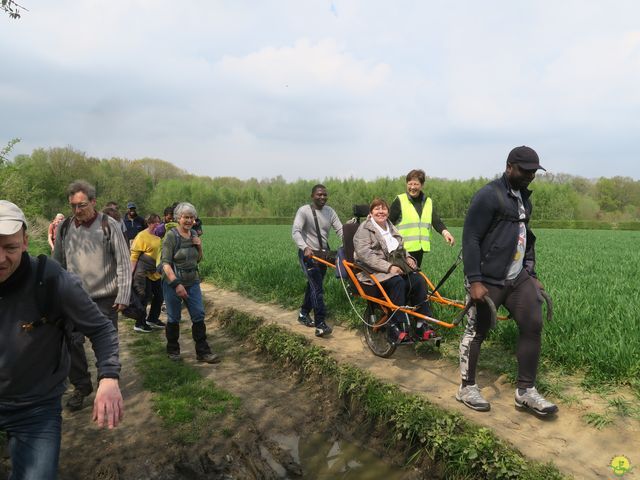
[311,252,501,358]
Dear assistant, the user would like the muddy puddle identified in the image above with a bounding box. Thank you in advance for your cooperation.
[266,432,411,479]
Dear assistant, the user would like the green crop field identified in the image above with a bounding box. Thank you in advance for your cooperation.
[200,225,640,388]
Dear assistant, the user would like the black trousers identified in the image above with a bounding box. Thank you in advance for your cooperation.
[144,278,163,324]
[68,296,117,395]
[362,272,432,320]
[459,269,544,389]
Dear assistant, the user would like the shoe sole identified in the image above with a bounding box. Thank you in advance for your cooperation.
[456,394,491,412]
[514,399,558,416]
[133,328,152,333]
[197,356,221,364]
[146,323,165,329]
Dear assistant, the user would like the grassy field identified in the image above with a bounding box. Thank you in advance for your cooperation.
[200,225,640,389]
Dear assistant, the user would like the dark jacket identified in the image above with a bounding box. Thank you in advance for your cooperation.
[0,255,120,408]
[462,174,537,286]
[124,214,145,240]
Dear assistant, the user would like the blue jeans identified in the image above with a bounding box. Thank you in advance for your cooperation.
[0,396,62,480]
[298,250,327,326]
[162,281,205,325]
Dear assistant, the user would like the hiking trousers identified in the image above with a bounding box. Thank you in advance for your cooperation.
[69,296,118,395]
[459,269,544,389]
[298,250,327,326]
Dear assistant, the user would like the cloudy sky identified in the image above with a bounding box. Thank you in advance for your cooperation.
[2,1,639,181]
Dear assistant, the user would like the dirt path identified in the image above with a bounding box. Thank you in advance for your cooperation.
[55,300,423,479]
[201,283,640,480]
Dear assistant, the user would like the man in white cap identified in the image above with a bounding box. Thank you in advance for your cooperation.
[0,200,123,478]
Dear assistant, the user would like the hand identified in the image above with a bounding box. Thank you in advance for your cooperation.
[303,247,313,258]
[389,265,404,275]
[469,282,488,302]
[191,236,202,247]
[406,256,417,270]
[92,378,124,429]
[175,284,189,299]
[442,229,455,246]
[113,303,127,312]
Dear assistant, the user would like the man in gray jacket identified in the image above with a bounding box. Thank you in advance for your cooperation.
[0,200,123,479]
[292,184,343,337]
[53,180,131,411]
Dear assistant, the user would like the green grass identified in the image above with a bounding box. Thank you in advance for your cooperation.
[200,225,640,390]
[129,330,240,444]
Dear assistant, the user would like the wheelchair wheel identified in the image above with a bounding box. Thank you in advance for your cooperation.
[363,302,397,358]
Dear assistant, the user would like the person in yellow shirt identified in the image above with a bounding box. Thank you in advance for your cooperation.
[130,214,165,332]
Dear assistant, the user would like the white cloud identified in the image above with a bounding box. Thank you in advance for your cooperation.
[218,38,390,96]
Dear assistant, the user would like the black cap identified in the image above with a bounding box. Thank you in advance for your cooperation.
[507,146,546,171]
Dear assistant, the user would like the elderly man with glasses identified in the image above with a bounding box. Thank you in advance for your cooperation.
[53,180,131,412]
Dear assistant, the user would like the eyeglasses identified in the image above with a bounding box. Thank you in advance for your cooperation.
[69,202,90,210]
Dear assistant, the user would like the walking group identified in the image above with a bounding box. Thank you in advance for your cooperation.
[1,144,556,478]
[0,181,219,478]
[291,146,558,417]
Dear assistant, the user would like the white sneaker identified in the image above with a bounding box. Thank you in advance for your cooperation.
[456,384,490,412]
[515,387,558,416]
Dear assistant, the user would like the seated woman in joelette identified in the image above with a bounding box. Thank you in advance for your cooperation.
[353,198,433,341]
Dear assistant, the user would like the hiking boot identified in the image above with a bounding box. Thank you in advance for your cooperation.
[315,322,333,337]
[146,319,166,329]
[66,390,89,411]
[167,352,182,361]
[456,384,491,412]
[134,323,153,333]
[197,353,221,364]
[515,387,558,416]
[298,312,314,327]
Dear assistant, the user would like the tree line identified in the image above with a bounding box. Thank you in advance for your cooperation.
[1,145,639,224]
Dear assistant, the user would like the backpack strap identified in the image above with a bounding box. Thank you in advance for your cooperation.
[57,217,72,268]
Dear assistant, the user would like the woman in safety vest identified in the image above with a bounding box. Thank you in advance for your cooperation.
[389,169,455,268]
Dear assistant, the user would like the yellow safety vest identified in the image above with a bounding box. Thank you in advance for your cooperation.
[396,193,432,252]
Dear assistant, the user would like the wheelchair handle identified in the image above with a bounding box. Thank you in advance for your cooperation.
[540,290,553,322]
[453,295,497,327]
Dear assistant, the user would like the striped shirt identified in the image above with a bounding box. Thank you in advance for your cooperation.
[53,212,131,305]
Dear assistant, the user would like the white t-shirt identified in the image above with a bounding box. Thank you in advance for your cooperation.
[505,190,527,280]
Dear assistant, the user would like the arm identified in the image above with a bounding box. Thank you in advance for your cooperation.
[330,208,344,241]
[161,232,189,299]
[48,224,55,250]
[57,271,123,427]
[291,206,312,256]
[109,217,132,309]
[130,235,143,271]
[462,186,497,284]
[432,208,455,246]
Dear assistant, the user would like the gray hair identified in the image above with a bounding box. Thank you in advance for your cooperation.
[67,180,96,200]
[173,202,197,219]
